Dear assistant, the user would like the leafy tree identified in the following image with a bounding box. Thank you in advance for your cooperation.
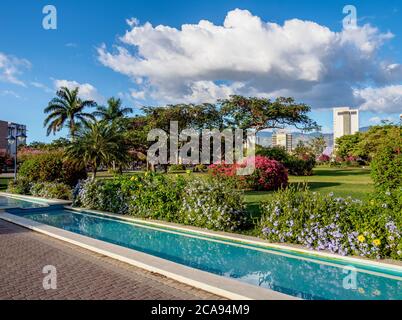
[44,87,96,139]
[66,120,130,180]
[219,96,319,131]
[336,124,401,161]
[308,135,327,158]
[293,141,314,159]
[335,133,363,159]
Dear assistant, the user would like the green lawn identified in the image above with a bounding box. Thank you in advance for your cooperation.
[244,167,374,217]
[0,177,11,190]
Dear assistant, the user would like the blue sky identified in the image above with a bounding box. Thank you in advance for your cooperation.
[1,0,402,142]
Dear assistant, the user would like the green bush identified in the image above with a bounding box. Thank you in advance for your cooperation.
[7,177,32,195]
[256,146,315,176]
[73,174,249,231]
[258,185,401,260]
[179,177,249,231]
[168,164,186,172]
[30,182,72,200]
[193,164,207,172]
[284,156,315,176]
[128,173,186,221]
[18,151,87,187]
[370,145,402,191]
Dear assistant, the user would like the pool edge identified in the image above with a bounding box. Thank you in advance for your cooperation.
[0,211,298,301]
[65,206,402,274]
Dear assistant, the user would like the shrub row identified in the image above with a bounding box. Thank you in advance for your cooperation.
[258,185,402,260]
[73,173,249,232]
[7,179,72,200]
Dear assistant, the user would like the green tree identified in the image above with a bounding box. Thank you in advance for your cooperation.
[93,97,133,123]
[335,133,363,159]
[308,135,327,157]
[219,96,319,131]
[66,120,130,180]
[44,87,96,139]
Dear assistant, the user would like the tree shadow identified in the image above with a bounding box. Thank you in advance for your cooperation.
[314,169,370,177]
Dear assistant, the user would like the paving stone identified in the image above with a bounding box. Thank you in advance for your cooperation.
[0,219,224,300]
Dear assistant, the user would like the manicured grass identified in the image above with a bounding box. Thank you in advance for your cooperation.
[0,177,11,190]
[244,167,374,217]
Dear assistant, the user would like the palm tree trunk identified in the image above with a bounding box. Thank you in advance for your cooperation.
[92,167,97,181]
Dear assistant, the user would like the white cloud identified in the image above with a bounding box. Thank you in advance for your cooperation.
[0,52,31,86]
[31,81,53,93]
[97,8,401,110]
[0,90,21,99]
[354,85,402,113]
[54,79,104,103]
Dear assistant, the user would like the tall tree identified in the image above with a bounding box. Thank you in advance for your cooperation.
[93,97,133,123]
[219,96,320,131]
[65,120,129,180]
[308,135,327,157]
[44,87,96,139]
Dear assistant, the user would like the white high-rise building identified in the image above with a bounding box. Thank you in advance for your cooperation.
[333,107,359,143]
[272,131,293,152]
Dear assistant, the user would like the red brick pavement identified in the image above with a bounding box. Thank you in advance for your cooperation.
[0,219,223,300]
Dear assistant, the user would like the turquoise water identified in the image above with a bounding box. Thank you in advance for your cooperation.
[0,196,46,209]
[17,209,402,300]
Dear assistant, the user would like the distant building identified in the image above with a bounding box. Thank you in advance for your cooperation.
[272,132,293,152]
[0,120,27,156]
[333,107,359,143]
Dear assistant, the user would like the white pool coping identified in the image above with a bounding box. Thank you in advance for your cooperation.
[0,192,72,206]
[0,211,297,300]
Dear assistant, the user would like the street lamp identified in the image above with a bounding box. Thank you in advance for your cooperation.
[6,126,27,181]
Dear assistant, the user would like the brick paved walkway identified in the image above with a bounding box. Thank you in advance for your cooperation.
[0,219,223,300]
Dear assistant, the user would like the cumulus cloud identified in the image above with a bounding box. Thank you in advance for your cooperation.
[354,85,402,113]
[0,52,31,86]
[97,9,402,112]
[54,79,104,103]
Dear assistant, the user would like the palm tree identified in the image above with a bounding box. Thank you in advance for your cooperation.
[44,87,96,140]
[93,97,133,123]
[65,120,130,180]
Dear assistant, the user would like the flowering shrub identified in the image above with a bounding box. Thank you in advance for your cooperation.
[243,156,288,191]
[208,156,288,191]
[179,177,249,231]
[258,185,401,260]
[317,154,330,163]
[30,182,72,200]
[73,174,249,231]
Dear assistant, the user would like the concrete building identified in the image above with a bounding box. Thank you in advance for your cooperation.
[333,107,359,143]
[272,132,293,152]
[0,120,27,156]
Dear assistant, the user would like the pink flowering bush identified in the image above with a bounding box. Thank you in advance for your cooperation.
[242,156,288,191]
[209,156,288,191]
[318,154,330,163]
